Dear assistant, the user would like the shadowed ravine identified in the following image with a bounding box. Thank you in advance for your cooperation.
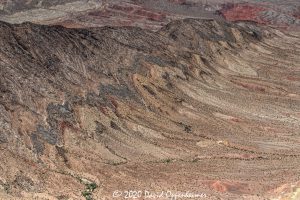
[0,19,300,199]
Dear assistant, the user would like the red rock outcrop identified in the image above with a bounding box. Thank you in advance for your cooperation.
[219,3,267,24]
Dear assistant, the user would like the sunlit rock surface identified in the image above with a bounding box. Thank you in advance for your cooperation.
[0,17,299,199]
[0,0,299,30]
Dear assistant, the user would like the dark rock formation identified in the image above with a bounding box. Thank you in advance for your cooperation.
[0,18,299,199]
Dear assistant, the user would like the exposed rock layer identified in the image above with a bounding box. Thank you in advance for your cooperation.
[0,19,300,199]
[0,0,299,31]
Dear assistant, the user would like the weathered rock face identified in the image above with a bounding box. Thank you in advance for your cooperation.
[0,19,299,199]
[219,2,300,30]
[0,0,299,31]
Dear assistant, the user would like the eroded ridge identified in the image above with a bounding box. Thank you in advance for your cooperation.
[0,19,299,199]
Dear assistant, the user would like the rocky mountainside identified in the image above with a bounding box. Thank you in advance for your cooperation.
[0,18,299,199]
[218,2,300,30]
[0,0,299,30]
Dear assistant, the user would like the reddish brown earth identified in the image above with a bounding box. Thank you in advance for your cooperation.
[0,1,299,200]
[0,0,299,30]
[0,18,299,200]
[219,3,268,24]
[59,2,168,30]
[219,2,300,30]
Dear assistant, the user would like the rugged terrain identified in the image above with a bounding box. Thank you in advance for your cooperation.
[0,17,299,199]
[0,0,299,30]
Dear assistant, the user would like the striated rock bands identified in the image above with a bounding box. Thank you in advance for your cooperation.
[0,19,299,199]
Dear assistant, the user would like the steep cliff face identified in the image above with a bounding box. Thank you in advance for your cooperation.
[0,19,299,199]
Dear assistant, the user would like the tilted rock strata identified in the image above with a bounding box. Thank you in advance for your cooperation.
[1,0,299,31]
[0,19,299,199]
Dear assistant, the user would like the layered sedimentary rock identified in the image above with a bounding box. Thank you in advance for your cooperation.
[219,2,300,30]
[1,0,299,31]
[0,19,299,199]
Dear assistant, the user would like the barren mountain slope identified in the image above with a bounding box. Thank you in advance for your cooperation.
[0,19,300,199]
[0,0,299,30]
